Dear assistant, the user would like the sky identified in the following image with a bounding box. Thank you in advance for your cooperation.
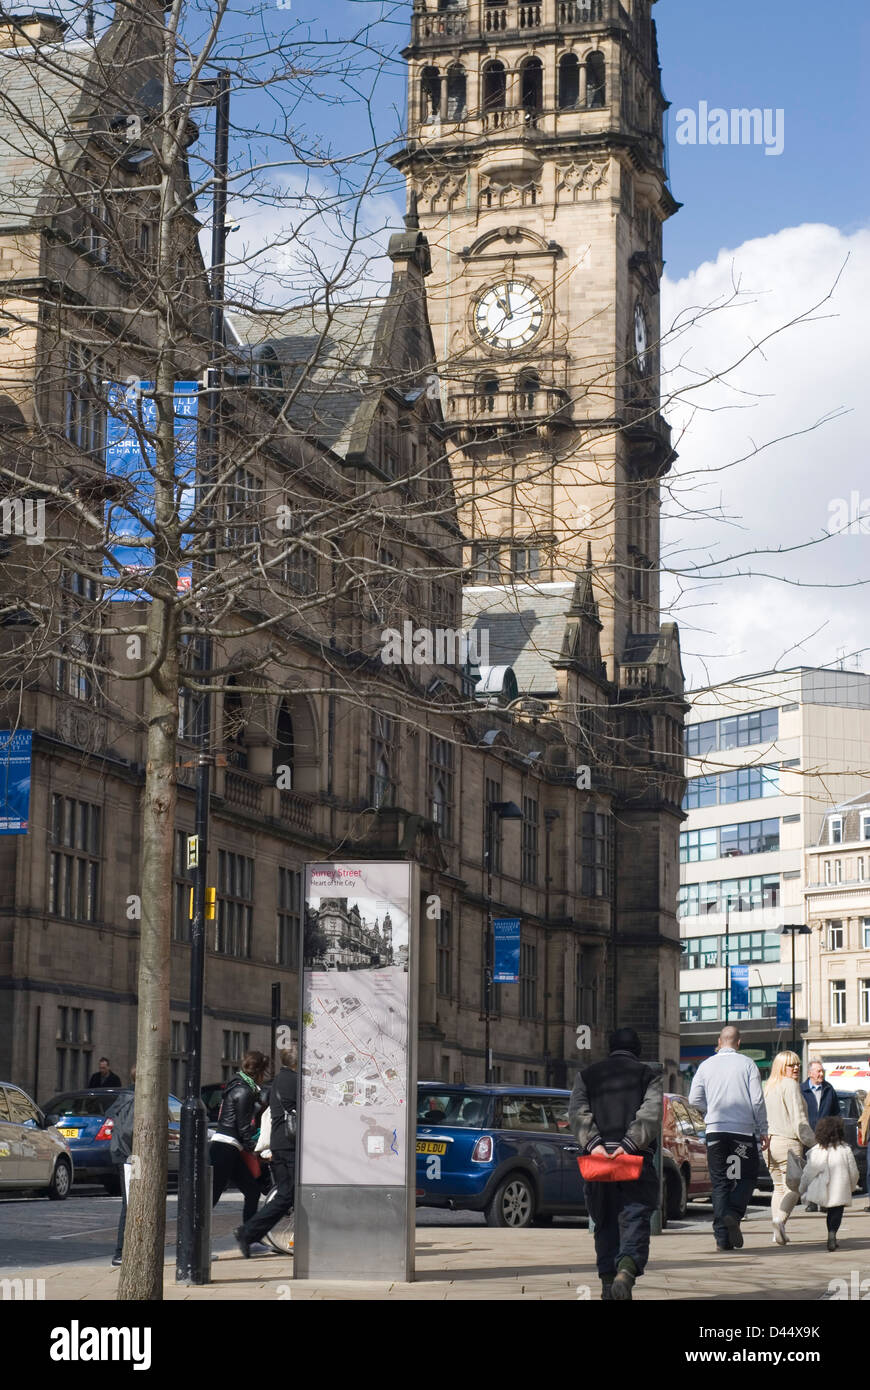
[68,0,870,687]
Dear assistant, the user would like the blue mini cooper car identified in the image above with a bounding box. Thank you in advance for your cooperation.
[416,1083,585,1227]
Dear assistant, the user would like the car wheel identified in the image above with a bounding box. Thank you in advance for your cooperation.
[665,1166,688,1221]
[485,1173,535,1228]
[48,1158,72,1201]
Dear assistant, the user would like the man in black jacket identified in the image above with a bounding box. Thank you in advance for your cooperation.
[89,1057,121,1088]
[106,1065,136,1267]
[234,1045,297,1257]
[211,1050,269,1224]
[801,1062,838,1126]
[569,1027,663,1302]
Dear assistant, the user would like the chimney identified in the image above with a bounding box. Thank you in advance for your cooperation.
[0,10,69,48]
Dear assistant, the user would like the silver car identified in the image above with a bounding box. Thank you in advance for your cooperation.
[0,1082,73,1198]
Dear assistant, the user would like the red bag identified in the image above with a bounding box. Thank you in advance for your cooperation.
[578,1152,643,1183]
[240,1149,262,1179]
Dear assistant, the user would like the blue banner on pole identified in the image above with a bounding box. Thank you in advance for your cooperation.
[0,730,32,834]
[730,965,750,1012]
[776,990,792,1029]
[493,917,521,984]
[104,381,199,600]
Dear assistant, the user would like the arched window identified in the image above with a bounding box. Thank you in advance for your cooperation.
[558,52,580,109]
[586,51,606,108]
[223,681,248,770]
[446,65,466,120]
[516,369,540,411]
[520,56,543,113]
[274,699,295,789]
[482,60,506,111]
[476,375,500,413]
[421,66,441,122]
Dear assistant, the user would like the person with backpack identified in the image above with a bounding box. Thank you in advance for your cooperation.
[799,1114,860,1251]
[234,1043,298,1257]
[106,1064,136,1268]
[211,1050,270,1224]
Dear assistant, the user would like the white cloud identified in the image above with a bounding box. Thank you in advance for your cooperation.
[661,223,870,689]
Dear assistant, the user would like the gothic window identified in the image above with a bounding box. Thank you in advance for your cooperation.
[222,680,248,770]
[66,345,105,456]
[520,56,543,115]
[558,52,580,109]
[472,541,502,583]
[586,51,606,108]
[421,66,441,122]
[446,65,466,120]
[428,735,455,839]
[369,711,396,808]
[483,60,506,111]
[510,543,541,580]
[56,568,99,702]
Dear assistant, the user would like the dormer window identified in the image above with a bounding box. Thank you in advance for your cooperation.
[253,345,283,393]
[829,816,843,845]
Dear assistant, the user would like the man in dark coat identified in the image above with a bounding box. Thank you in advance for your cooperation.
[106,1065,136,1267]
[89,1057,121,1088]
[569,1027,663,1302]
[234,1044,298,1257]
[800,1061,838,1126]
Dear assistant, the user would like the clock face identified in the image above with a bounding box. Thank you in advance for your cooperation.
[634,301,649,373]
[473,280,544,350]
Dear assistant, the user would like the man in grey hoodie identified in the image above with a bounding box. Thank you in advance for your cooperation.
[689,1025,768,1251]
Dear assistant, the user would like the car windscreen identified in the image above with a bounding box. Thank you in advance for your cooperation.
[418,1090,490,1128]
[43,1093,116,1122]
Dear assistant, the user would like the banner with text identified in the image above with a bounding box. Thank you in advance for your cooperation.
[0,729,31,834]
[493,917,521,984]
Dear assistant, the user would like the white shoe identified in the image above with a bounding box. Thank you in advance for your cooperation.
[772,1218,788,1246]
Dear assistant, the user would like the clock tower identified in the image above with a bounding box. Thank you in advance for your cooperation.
[393,0,686,1074]
[393,0,679,675]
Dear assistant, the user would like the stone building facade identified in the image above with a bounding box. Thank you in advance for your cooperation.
[0,0,684,1105]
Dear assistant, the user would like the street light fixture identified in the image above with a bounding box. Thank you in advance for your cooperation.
[483,798,522,1084]
[779,923,811,1055]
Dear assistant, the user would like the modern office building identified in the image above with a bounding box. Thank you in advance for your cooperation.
[679,667,870,1081]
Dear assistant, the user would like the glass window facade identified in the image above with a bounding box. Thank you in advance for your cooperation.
[678,874,780,917]
[680,818,779,863]
[686,707,779,756]
[683,766,779,810]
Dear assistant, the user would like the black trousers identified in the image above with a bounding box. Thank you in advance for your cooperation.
[583,1153,659,1279]
[113,1164,127,1260]
[240,1153,296,1244]
[706,1132,759,1247]
[826,1205,844,1234]
[211,1142,262,1224]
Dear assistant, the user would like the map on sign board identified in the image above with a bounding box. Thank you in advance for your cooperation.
[300,862,411,1186]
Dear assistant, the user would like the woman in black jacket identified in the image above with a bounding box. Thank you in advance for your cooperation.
[211,1050,270,1223]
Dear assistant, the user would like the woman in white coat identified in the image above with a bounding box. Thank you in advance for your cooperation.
[763,1051,816,1245]
[799,1114,860,1250]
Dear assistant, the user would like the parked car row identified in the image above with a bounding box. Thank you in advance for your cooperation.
[415,1084,714,1228]
[41,1089,182,1192]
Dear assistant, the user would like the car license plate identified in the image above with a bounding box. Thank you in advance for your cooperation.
[416,1140,447,1155]
[58,1128,79,1139]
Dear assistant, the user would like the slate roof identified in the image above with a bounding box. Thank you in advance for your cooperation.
[0,38,96,226]
[463,582,577,697]
[228,301,401,457]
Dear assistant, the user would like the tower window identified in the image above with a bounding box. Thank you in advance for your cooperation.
[520,57,543,115]
[515,369,540,411]
[558,53,580,109]
[421,66,441,123]
[446,65,466,120]
[476,374,500,413]
[483,60,506,111]
[586,51,606,109]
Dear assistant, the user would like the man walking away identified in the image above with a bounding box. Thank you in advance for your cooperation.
[569,1027,663,1302]
[89,1057,121,1088]
[234,1044,298,1257]
[105,1065,136,1267]
[800,1061,838,1127]
[689,1026,768,1251]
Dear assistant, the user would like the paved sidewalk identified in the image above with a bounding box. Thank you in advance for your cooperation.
[10,1206,869,1301]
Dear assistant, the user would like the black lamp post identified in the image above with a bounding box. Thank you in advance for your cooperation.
[483,798,522,1083]
[779,923,811,1055]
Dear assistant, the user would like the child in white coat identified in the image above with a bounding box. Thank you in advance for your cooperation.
[799,1115,860,1251]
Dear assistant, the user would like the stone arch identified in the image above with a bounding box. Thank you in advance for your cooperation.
[274,691,320,794]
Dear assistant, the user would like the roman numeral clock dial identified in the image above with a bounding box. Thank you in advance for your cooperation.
[473,280,544,350]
